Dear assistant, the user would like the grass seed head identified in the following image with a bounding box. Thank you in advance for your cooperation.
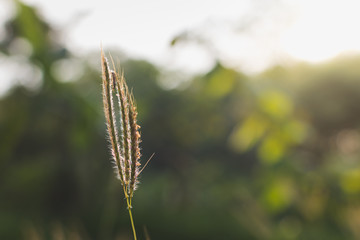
[101,50,142,197]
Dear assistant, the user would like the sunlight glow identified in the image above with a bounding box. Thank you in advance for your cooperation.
[281,0,360,63]
[4,0,360,74]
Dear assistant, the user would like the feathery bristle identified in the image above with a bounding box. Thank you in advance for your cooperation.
[101,51,125,185]
[115,71,132,186]
[128,93,142,197]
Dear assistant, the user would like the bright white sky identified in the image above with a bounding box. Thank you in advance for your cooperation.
[1,0,360,75]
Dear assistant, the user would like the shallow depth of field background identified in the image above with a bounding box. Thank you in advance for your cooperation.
[2,1,360,239]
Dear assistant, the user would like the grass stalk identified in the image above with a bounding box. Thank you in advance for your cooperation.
[126,195,137,240]
[101,49,145,240]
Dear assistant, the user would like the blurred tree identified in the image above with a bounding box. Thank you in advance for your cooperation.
[0,1,108,239]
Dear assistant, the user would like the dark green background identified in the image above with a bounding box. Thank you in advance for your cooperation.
[1,1,360,239]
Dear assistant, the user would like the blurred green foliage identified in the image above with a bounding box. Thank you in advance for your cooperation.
[1,1,360,240]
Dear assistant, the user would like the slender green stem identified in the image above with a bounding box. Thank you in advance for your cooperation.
[122,185,137,240]
[126,197,137,240]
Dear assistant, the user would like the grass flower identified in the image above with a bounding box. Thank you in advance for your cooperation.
[101,50,143,240]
